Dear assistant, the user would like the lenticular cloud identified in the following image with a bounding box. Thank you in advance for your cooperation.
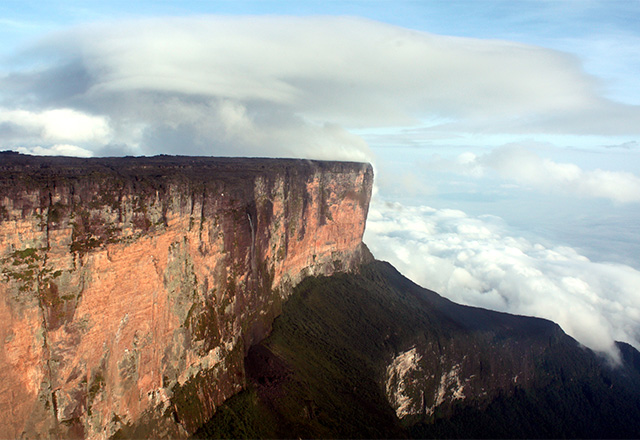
[364,198,640,358]
[3,15,640,159]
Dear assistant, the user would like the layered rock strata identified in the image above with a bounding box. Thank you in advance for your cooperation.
[0,152,373,439]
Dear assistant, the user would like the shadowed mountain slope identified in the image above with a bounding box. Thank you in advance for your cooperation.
[195,260,640,439]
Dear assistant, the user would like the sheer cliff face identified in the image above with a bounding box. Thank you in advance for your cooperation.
[0,153,373,439]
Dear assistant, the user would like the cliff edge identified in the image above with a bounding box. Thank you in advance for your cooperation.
[0,152,373,438]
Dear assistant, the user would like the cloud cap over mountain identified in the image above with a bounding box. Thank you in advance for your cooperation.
[2,15,640,159]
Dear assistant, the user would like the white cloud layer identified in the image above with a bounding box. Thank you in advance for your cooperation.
[0,107,110,145]
[364,199,640,358]
[428,144,640,203]
[2,15,640,159]
[15,143,94,157]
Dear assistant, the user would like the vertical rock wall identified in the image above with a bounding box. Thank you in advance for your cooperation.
[0,153,373,439]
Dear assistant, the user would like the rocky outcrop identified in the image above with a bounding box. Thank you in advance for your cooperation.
[0,152,373,439]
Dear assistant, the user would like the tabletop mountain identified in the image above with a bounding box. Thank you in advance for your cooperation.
[0,152,638,439]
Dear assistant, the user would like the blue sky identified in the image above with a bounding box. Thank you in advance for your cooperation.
[1,0,640,356]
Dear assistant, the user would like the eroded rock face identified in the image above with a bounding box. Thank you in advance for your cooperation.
[384,340,537,422]
[0,153,373,439]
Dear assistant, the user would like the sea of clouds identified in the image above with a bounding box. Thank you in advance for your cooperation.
[364,198,640,359]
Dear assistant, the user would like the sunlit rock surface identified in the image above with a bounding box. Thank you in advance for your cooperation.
[0,152,373,439]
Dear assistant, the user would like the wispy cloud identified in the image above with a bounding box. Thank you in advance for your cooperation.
[427,144,640,203]
[604,140,638,149]
[364,199,640,358]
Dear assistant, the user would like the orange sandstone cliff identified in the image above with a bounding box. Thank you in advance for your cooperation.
[0,152,373,439]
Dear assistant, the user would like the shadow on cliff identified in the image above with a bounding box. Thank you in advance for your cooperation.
[193,260,640,439]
